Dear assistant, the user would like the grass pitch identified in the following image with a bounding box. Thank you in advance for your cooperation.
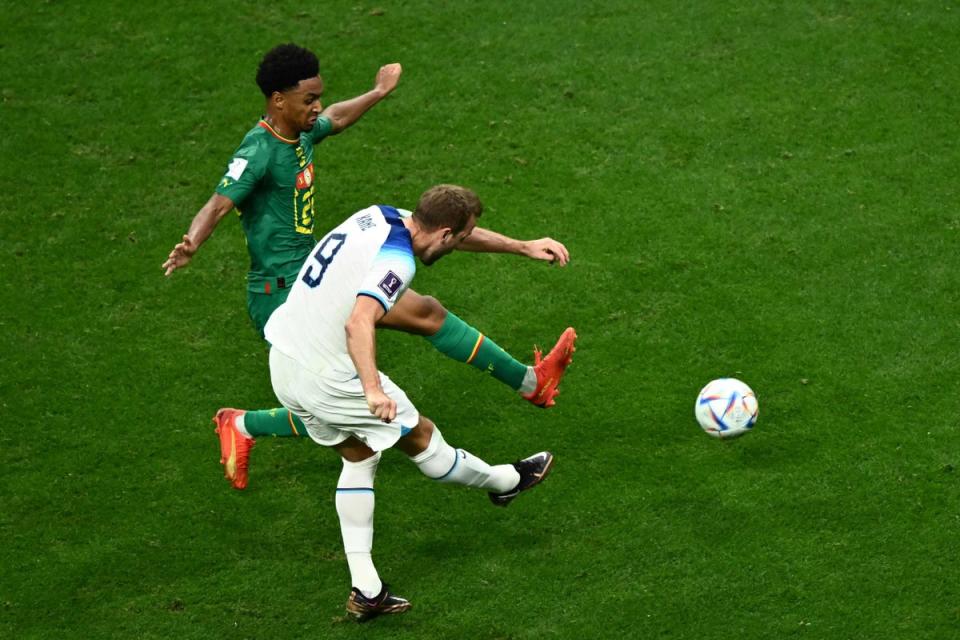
[2,1,959,638]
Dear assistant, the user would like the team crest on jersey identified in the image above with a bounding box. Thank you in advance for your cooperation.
[296,162,314,189]
[378,271,404,298]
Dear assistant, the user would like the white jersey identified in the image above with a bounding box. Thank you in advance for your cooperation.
[265,205,416,374]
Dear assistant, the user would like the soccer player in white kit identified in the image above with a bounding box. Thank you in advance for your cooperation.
[265,185,574,621]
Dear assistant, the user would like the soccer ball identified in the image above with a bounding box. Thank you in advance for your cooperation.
[695,378,758,439]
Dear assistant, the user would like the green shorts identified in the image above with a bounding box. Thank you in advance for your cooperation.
[247,286,292,337]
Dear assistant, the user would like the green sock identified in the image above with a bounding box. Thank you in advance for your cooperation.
[425,311,528,390]
[244,408,307,438]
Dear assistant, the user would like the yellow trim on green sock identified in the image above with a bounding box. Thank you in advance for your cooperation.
[288,411,299,436]
[426,312,526,390]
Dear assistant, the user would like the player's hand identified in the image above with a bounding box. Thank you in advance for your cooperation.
[366,389,397,423]
[521,238,570,266]
[162,235,197,276]
[375,63,402,95]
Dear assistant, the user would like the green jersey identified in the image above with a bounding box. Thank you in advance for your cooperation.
[216,116,335,292]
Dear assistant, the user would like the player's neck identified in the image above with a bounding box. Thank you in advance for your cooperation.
[262,114,297,141]
[402,217,420,245]
[401,216,418,236]
[402,218,431,259]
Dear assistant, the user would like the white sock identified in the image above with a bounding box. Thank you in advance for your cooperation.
[517,366,537,395]
[410,427,519,493]
[235,413,252,438]
[336,453,382,599]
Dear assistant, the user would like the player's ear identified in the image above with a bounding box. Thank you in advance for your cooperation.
[271,91,285,110]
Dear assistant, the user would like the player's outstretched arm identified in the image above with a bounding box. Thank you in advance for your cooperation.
[162,193,236,276]
[457,227,570,266]
[322,63,402,134]
[345,296,396,422]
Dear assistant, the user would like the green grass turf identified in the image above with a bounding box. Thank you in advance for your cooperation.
[3,0,960,637]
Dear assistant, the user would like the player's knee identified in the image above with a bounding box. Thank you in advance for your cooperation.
[417,295,444,318]
[406,423,460,481]
[397,416,435,457]
[416,295,447,334]
[380,292,447,336]
[410,415,435,449]
[340,451,380,468]
[335,437,378,463]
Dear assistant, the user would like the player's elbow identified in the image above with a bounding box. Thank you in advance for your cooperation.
[322,108,347,134]
[207,193,236,221]
[344,314,372,342]
[343,317,359,341]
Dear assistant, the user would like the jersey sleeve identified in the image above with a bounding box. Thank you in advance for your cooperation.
[356,225,416,313]
[214,137,270,205]
[310,115,334,144]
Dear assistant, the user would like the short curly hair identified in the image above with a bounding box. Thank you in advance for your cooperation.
[255,44,319,97]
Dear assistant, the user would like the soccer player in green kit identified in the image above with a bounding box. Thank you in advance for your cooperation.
[163,44,577,490]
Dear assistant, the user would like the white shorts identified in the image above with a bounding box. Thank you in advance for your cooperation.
[268,347,420,452]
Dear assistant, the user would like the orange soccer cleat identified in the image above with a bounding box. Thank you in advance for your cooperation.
[213,408,255,490]
[523,327,577,408]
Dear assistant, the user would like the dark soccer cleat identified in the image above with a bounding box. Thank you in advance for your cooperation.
[489,451,555,507]
[523,327,577,408]
[345,584,411,622]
